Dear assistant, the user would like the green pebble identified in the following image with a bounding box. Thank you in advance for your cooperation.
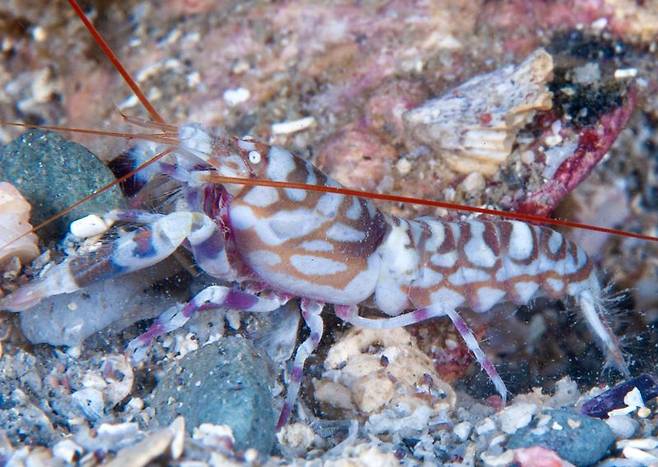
[0,130,123,240]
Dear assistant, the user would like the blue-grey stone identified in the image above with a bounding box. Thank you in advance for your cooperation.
[0,130,123,240]
[150,336,276,454]
[507,408,615,466]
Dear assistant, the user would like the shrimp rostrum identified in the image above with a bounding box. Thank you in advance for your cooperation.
[0,122,628,427]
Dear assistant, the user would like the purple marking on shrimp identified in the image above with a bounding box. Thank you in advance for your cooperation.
[132,229,157,258]
[310,332,321,344]
[160,162,179,176]
[139,321,166,344]
[482,359,497,378]
[291,366,303,382]
[182,302,197,318]
[225,290,259,310]
[194,232,225,260]
[453,316,470,335]
[276,402,292,430]
[335,305,352,319]
[413,308,429,321]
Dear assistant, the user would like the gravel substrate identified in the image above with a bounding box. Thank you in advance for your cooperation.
[1,1,657,466]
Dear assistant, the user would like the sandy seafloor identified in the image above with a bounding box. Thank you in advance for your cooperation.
[0,1,657,465]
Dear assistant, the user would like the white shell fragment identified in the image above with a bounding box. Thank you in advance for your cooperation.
[0,182,39,266]
[608,387,645,417]
[403,49,554,176]
[271,116,316,135]
[314,328,456,421]
[70,214,111,238]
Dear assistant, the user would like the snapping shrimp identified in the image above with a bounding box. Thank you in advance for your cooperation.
[0,120,629,427]
[0,0,642,430]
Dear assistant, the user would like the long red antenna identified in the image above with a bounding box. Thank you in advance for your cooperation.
[202,174,658,243]
[67,0,165,124]
[0,121,178,145]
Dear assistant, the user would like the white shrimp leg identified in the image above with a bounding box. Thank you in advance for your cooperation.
[443,307,508,402]
[578,288,629,376]
[336,304,446,329]
[128,286,290,362]
[277,298,324,429]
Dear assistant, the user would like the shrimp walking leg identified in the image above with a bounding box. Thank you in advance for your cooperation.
[277,299,324,429]
[578,289,629,376]
[444,307,508,402]
[128,285,290,361]
[335,304,448,329]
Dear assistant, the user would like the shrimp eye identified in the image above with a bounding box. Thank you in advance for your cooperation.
[248,151,262,164]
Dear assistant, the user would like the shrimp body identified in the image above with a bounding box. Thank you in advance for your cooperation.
[0,123,627,428]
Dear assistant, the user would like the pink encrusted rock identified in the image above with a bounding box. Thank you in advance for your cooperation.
[365,80,429,143]
[514,446,571,467]
[478,0,612,57]
[315,127,397,192]
[514,87,637,216]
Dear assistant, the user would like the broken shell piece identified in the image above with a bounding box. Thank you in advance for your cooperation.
[314,327,456,416]
[403,49,553,176]
[0,182,39,266]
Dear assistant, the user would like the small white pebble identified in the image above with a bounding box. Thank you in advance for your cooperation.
[453,421,472,441]
[32,26,47,42]
[606,415,638,439]
[187,71,201,88]
[396,158,412,176]
[223,87,250,106]
[71,388,104,420]
[169,417,185,460]
[489,434,506,447]
[567,418,581,429]
[53,439,82,463]
[67,301,78,311]
[552,422,563,430]
[550,120,562,135]
[127,397,144,411]
[70,214,110,238]
[271,116,316,135]
[498,403,537,434]
[622,446,658,464]
[277,422,316,450]
[460,172,485,193]
[521,150,535,164]
[618,438,658,450]
[445,338,459,350]
[480,449,515,466]
[591,17,608,31]
[614,68,638,80]
[609,387,645,417]
[637,407,651,418]
[476,417,496,435]
[544,134,563,147]
[244,449,258,463]
[572,62,601,85]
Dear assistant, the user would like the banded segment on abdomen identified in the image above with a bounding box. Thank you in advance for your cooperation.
[408,218,595,313]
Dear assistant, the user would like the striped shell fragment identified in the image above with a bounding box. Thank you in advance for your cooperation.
[0,124,628,428]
